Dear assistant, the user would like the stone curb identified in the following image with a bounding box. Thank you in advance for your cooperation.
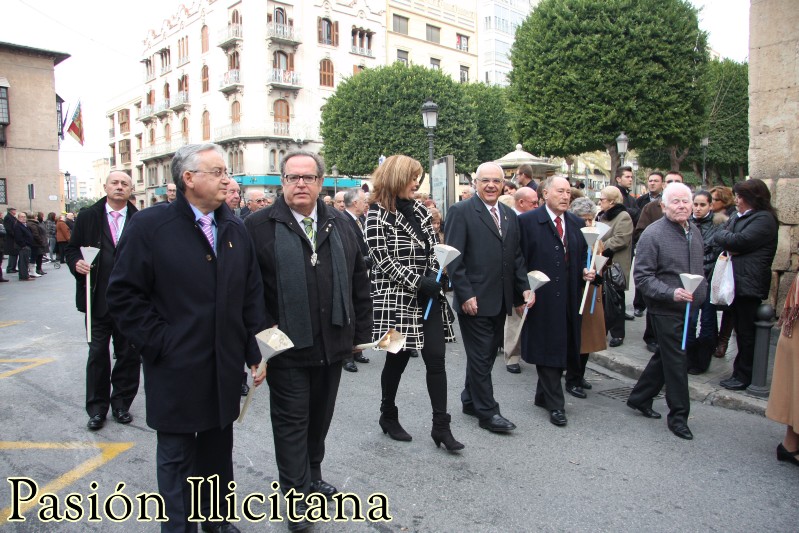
[589,350,769,417]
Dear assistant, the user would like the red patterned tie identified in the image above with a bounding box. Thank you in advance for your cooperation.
[555,216,563,240]
[490,206,502,236]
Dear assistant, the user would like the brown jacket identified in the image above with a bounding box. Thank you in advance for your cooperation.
[633,200,662,247]
[581,241,607,354]
[56,219,71,243]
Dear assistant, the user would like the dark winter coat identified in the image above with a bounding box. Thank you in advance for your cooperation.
[690,211,724,279]
[65,197,138,316]
[4,213,17,252]
[244,196,372,368]
[518,207,589,367]
[13,221,35,250]
[106,191,265,433]
[714,210,778,300]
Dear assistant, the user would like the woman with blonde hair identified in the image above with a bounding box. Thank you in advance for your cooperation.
[364,154,463,451]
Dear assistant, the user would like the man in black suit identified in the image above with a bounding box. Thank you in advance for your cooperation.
[445,162,530,433]
[341,188,371,373]
[107,144,266,532]
[518,177,594,427]
[65,172,141,431]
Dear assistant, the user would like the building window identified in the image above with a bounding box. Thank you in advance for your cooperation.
[201,66,209,92]
[202,111,210,140]
[269,149,277,172]
[0,178,7,204]
[231,101,241,123]
[275,7,285,25]
[320,59,334,87]
[426,25,440,44]
[164,82,170,100]
[456,34,469,52]
[392,14,408,35]
[430,58,440,70]
[201,25,209,53]
[459,66,469,83]
[164,123,171,140]
[228,51,240,71]
[274,51,289,71]
[318,17,338,46]
[120,139,131,164]
[178,74,189,95]
[231,9,241,25]
[147,89,155,106]
[274,99,289,135]
[396,50,408,65]
[118,109,130,134]
[149,127,155,145]
[181,117,189,138]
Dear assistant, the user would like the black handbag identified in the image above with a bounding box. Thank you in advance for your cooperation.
[607,262,627,291]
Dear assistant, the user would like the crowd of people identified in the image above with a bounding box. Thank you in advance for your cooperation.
[5,144,796,532]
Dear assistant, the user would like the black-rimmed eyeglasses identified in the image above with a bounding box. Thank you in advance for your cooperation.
[283,174,321,184]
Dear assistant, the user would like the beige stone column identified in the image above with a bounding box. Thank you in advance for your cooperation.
[749,0,799,311]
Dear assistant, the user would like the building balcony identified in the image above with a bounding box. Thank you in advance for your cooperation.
[350,46,374,58]
[218,24,243,48]
[154,99,171,117]
[160,64,172,76]
[170,91,190,112]
[267,68,301,91]
[144,71,156,83]
[214,122,292,143]
[139,104,155,121]
[139,136,189,161]
[177,55,190,67]
[266,23,301,47]
[219,69,243,93]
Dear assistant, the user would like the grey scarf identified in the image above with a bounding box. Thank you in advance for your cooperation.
[275,219,350,349]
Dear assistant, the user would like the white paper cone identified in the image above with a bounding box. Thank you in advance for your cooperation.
[356,328,406,354]
[594,222,611,240]
[527,270,550,292]
[580,227,601,249]
[255,328,295,360]
[433,244,461,269]
[593,255,609,272]
[80,246,100,343]
[679,273,704,294]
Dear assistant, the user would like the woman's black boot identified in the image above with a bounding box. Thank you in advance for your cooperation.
[431,413,464,451]
[379,403,412,441]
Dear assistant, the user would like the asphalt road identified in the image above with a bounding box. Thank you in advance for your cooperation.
[1,267,797,532]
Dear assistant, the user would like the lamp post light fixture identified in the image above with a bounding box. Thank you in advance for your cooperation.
[420,99,439,187]
[616,131,629,166]
[701,136,709,189]
[332,164,339,194]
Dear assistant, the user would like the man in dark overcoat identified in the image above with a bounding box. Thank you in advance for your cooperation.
[518,176,594,427]
[445,162,530,434]
[245,151,372,529]
[65,172,141,430]
[106,144,266,533]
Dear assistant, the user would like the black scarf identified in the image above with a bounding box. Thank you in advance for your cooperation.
[601,203,627,222]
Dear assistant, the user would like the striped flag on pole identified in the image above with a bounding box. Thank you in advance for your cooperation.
[67,100,84,145]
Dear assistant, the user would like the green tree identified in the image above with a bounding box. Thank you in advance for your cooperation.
[320,63,480,176]
[462,83,514,163]
[507,0,708,177]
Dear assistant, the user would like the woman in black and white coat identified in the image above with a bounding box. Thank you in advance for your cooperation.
[364,154,462,452]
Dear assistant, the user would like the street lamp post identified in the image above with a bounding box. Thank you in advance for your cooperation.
[420,99,439,187]
[701,137,709,189]
[332,164,339,195]
[616,131,630,191]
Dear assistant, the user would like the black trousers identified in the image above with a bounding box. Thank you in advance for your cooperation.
[267,361,342,495]
[565,353,589,388]
[535,365,566,411]
[5,250,17,272]
[633,283,646,311]
[156,425,234,533]
[381,298,447,414]
[628,313,690,427]
[17,246,30,280]
[642,311,657,345]
[85,312,140,417]
[607,291,626,339]
[731,296,761,385]
[458,312,505,420]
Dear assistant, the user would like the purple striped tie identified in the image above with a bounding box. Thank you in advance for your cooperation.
[198,215,214,250]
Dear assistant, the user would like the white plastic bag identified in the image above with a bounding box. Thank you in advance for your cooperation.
[710,253,735,306]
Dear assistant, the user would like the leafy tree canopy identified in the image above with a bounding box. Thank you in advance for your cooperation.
[704,59,748,177]
[320,63,480,175]
[508,0,708,167]
[462,83,515,163]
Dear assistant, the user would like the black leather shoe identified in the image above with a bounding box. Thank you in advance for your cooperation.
[354,353,370,363]
[310,479,338,497]
[720,376,748,390]
[625,313,635,321]
[580,378,592,390]
[111,408,132,424]
[201,521,241,533]
[288,501,311,532]
[408,349,419,357]
[506,363,521,374]
[565,384,587,399]
[670,424,693,440]
[777,443,799,467]
[626,400,662,419]
[687,367,703,375]
[343,361,358,372]
[462,403,477,417]
[609,337,624,347]
[240,383,250,397]
[633,308,645,318]
[0,278,8,282]
[646,342,659,353]
[87,414,105,430]
[549,410,567,426]
[479,414,516,432]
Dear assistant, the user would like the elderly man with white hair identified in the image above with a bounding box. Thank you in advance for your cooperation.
[626,182,706,440]
[445,161,531,433]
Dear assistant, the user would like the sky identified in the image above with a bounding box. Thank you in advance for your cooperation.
[1,0,751,182]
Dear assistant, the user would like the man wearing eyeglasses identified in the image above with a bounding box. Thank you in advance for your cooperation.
[106,143,266,532]
[240,190,266,218]
[446,162,531,434]
[245,150,372,528]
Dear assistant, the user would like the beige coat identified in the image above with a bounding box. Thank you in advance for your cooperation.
[599,204,634,283]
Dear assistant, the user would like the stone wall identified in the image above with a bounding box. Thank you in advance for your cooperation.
[749,0,799,312]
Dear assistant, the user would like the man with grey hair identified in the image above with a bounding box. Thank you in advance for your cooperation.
[240,189,266,218]
[245,150,372,527]
[502,186,539,374]
[107,143,266,531]
[341,188,371,372]
[446,162,531,433]
[626,182,705,441]
[66,171,140,431]
[333,190,346,212]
